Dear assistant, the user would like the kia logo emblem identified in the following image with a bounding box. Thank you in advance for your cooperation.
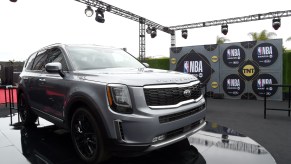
[183,89,191,98]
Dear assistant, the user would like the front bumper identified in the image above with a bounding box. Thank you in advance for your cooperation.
[107,98,206,146]
[102,83,206,153]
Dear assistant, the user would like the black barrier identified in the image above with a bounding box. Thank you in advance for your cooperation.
[264,84,291,119]
[7,86,18,125]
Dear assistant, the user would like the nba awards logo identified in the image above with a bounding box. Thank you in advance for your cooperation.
[176,50,213,84]
[184,61,203,75]
[257,79,273,89]
[223,45,245,67]
[184,61,189,73]
[257,46,273,58]
[252,43,278,67]
[252,74,278,97]
[227,49,241,60]
[223,74,245,96]
[227,79,240,90]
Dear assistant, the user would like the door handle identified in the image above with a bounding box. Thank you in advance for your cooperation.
[39,79,46,82]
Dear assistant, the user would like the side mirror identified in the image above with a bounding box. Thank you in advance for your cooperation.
[45,62,65,77]
[143,63,150,68]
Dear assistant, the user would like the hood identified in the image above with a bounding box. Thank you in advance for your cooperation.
[76,68,198,86]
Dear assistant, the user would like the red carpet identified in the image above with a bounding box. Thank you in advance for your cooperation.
[0,89,17,104]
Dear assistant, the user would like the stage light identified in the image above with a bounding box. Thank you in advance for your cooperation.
[221,24,228,35]
[95,8,105,23]
[151,27,157,38]
[10,0,17,2]
[182,29,188,39]
[106,5,112,12]
[146,26,152,34]
[272,18,281,30]
[85,6,93,17]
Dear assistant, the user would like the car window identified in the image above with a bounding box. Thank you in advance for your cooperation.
[25,52,37,70]
[66,46,144,70]
[31,50,48,71]
[47,48,68,71]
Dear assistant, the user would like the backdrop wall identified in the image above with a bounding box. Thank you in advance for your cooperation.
[170,39,282,100]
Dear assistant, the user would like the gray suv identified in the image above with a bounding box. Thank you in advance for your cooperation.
[18,44,206,163]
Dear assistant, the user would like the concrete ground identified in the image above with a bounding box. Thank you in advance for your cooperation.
[206,98,291,164]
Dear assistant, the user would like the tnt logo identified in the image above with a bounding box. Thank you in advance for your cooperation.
[184,61,189,73]
[242,65,255,77]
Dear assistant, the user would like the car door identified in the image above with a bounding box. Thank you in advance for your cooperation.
[27,49,48,111]
[41,47,70,119]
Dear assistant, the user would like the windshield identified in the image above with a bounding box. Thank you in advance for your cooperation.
[66,45,145,70]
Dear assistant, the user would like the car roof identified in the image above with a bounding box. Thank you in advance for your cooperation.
[41,43,120,50]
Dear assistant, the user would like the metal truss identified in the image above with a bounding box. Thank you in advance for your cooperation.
[169,10,291,30]
[139,18,146,62]
[75,0,174,34]
[75,0,291,56]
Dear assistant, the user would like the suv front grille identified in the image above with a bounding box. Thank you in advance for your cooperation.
[144,82,202,106]
[159,103,205,123]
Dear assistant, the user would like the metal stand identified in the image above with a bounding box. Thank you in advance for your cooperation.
[7,86,17,125]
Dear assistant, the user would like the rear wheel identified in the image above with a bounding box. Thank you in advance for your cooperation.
[18,93,38,126]
[71,107,107,163]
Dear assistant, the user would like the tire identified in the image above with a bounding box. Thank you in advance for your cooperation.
[18,93,38,126]
[71,107,107,164]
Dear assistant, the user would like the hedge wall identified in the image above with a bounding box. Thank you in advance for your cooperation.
[145,58,169,70]
[283,50,291,92]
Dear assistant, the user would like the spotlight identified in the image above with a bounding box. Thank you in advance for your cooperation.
[106,5,112,12]
[10,0,17,2]
[221,24,228,35]
[85,6,93,17]
[146,26,152,34]
[151,27,157,38]
[272,18,281,30]
[182,29,188,39]
[95,8,105,23]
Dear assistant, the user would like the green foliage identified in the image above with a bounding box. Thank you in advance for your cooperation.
[145,58,169,70]
[248,30,276,41]
[287,37,291,42]
[283,50,291,92]
[216,36,229,44]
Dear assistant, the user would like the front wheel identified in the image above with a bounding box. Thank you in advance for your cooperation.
[71,107,107,163]
[18,93,38,126]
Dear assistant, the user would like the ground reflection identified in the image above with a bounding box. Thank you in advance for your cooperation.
[20,125,206,164]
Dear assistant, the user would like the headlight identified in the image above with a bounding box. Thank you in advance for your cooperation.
[107,84,133,114]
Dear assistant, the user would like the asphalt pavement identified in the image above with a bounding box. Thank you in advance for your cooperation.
[206,98,291,164]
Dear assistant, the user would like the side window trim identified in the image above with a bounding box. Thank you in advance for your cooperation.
[46,47,69,72]
[29,49,48,71]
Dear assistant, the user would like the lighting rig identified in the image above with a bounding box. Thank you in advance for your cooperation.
[169,10,291,38]
[73,1,291,61]
[75,0,174,62]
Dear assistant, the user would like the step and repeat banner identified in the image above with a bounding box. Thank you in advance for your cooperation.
[170,39,282,100]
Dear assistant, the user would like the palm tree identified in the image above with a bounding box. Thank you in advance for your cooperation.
[248,30,276,41]
[216,36,229,44]
[287,37,291,42]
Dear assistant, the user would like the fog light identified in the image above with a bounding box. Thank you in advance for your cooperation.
[152,134,165,143]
